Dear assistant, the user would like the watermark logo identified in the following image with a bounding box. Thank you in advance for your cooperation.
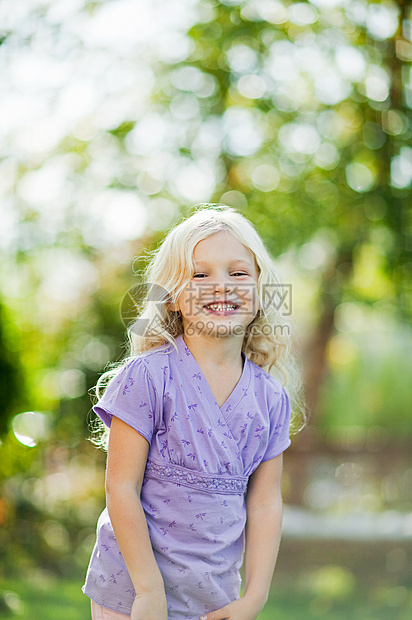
[181,281,259,317]
[120,282,169,336]
[262,284,292,316]
[120,281,292,336]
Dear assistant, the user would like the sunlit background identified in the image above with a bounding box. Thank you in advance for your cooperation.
[0,0,411,618]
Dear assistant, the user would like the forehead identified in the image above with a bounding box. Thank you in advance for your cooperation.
[192,231,255,265]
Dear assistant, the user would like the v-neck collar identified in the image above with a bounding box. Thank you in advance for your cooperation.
[176,334,251,418]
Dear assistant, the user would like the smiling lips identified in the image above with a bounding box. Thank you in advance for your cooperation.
[203,302,239,315]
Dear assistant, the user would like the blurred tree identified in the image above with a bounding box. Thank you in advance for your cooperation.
[139,0,411,421]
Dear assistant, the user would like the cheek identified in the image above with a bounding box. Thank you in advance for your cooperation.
[178,287,200,316]
[252,287,261,316]
[178,294,190,314]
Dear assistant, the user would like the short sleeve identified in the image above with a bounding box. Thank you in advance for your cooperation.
[93,357,159,444]
[261,387,291,462]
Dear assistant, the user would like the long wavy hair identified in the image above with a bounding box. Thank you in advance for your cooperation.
[91,205,306,446]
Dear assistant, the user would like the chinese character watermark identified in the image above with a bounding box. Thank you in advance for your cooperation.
[262,283,292,316]
[120,281,292,336]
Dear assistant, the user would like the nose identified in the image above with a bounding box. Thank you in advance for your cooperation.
[213,277,231,294]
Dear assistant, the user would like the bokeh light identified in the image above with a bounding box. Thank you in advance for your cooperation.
[12,411,51,448]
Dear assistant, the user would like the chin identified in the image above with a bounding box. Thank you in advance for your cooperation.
[186,319,246,339]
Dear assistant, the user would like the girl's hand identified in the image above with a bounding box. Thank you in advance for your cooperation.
[131,588,168,620]
[199,595,265,620]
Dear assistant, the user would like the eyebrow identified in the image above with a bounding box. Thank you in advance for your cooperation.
[193,259,254,268]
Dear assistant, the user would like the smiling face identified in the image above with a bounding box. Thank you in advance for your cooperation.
[176,231,259,340]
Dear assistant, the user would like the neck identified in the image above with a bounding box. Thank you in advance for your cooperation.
[182,332,243,370]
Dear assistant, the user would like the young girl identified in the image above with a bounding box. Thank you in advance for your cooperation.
[83,205,304,620]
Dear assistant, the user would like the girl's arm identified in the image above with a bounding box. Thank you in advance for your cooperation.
[243,453,284,609]
[199,454,284,620]
[106,416,168,620]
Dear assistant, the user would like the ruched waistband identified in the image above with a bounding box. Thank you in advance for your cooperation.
[144,459,248,495]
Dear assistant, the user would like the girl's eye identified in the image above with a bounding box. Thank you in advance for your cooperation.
[193,271,249,278]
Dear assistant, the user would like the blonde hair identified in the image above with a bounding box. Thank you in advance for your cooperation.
[91,205,306,445]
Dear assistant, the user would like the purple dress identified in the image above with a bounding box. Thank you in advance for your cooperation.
[83,334,291,619]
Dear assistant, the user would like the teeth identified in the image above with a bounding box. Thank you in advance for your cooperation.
[205,303,236,311]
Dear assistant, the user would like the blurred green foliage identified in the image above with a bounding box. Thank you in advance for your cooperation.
[0,0,411,594]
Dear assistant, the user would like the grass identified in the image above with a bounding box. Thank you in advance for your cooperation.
[0,540,411,619]
[0,572,90,620]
